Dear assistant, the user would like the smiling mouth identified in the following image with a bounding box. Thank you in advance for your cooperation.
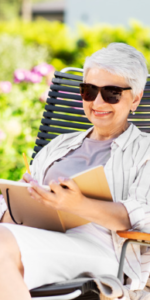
[93,110,111,116]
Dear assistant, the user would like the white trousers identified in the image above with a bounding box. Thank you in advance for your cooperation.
[0,223,119,290]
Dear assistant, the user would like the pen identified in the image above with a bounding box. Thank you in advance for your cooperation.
[23,153,31,175]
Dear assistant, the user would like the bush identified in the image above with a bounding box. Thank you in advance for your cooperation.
[0,34,49,82]
[1,19,150,180]
[0,82,46,180]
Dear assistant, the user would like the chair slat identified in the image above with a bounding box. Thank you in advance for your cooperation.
[128,114,150,119]
[136,128,150,133]
[39,126,78,135]
[50,84,80,94]
[47,98,82,108]
[145,82,150,86]
[41,119,90,130]
[48,91,82,101]
[139,99,150,105]
[52,78,81,87]
[45,104,84,115]
[142,93,150,98]
[36,139,53,146]
[32,146,42,156]
[54,71,83,81]
[43,111,90,123]
[134,106,150,112]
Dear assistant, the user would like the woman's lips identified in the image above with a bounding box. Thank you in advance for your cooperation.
[93,110,111,116]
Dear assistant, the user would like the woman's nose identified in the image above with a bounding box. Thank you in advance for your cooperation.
[94,91,105,105]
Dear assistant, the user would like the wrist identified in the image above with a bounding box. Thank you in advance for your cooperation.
[74,195,92,218]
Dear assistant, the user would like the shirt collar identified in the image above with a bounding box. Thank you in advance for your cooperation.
[66,126,93,149]
[113,123,144,151]
[67,123,144,151]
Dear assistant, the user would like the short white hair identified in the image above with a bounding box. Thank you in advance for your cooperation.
[83,43,148,97]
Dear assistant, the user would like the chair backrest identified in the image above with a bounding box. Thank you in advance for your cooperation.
[31,68,150,163]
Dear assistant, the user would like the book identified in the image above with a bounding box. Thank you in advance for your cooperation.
[0,165,112,232]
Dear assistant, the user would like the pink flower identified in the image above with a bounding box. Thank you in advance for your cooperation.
[27,71,42,83]
[32,63,54,77]
[0,81,12,93]
[14,69,27,83]
[14,69,42,83]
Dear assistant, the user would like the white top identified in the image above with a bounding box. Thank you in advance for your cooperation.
[44,137,113,184]
[30,123,150,290]
[1,123,150,290]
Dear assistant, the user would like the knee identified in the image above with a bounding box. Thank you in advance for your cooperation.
[0,226,24,275]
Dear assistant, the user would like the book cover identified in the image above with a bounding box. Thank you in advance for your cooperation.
[0,165,112,232]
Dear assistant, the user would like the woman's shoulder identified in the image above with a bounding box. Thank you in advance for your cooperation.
[46,130,88,149]
[129,123,150,143]
[137,128,150,144]
[34,127,93,160]
[131,126,150,166]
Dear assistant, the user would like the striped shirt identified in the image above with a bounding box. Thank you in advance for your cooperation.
[31,123,150,290]
[1,123,150,290]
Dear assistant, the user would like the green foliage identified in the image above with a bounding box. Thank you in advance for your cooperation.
[0,82,46,180]
[0,0,21,20]
[1,19,150,180]
[0,34,49,81]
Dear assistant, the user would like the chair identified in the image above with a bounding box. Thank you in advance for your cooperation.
[29,68,150,299]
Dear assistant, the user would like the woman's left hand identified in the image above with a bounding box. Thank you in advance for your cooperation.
[28,177,86,214]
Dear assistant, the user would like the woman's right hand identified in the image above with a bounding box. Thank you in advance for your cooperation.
[19,173,38,184]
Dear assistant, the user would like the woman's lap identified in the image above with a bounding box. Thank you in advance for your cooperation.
[0,223,119,290]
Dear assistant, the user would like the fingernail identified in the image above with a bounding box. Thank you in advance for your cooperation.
[59,177,68,182]
[30,181,37,187]
[59,177,65,181]
[50,180,58,184]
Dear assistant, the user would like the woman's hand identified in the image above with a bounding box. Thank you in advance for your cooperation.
[28,177,86,215]
[28,178,131,230]
[19,173,38,184]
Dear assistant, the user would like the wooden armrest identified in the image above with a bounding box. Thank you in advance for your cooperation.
[117,230,150,241]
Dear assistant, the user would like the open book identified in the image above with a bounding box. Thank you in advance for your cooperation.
[0,165,112,232]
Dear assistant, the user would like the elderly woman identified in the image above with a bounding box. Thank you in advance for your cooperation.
[0,42,150,300]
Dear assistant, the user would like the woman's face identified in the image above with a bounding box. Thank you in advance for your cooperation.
[83,68,142,139]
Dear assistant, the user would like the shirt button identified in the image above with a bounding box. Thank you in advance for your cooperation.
[111,143,117,151]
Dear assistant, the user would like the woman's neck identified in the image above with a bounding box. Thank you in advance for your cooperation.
[89,122,130,141]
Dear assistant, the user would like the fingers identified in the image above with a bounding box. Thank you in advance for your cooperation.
[49,179,64,193]
[22,173,38,184]
[58,177,80,192]
[27,179,83,211]
[19,179,25,183]
[30,181,49,196]
[22,173,32,183]
[28,181,55,204]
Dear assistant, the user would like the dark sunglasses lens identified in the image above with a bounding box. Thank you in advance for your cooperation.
[101,86,122,104]
[80,84,98,101]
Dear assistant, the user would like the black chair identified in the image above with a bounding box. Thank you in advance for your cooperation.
[30,68,150,299]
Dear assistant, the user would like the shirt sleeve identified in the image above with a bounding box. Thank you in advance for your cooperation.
[121,160,150,232]
[0,195,7,220]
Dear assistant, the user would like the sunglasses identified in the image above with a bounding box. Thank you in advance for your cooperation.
[80,83,132,104]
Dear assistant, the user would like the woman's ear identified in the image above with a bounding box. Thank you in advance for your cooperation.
[131,90,143,112]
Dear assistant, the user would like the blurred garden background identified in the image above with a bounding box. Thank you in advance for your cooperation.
[1,0,150,181]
